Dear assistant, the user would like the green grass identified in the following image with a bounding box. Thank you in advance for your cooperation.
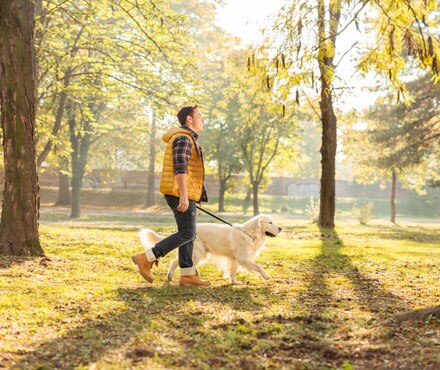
[1,211,439,369]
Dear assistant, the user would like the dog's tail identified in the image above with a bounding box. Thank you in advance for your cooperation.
[138,228,166,250]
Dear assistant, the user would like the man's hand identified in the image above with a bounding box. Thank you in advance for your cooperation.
[176,174,189,212]
[177,196,189,212]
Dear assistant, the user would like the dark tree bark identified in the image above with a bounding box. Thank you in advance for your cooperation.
[218,178,227,212]
[56,172,71,205]
[70,177,81,218]
[252,181,259,216]
[68,101,92,218]
[317,0,341,228]
[245,187,252,202]
[145,110,157,207]
[0,0,44,256]
[55,158,71,205]
[68,103,81,218]
[34,0,44,92]
[390,170,397,223]
[318,91,337,228]
[242,186,252,214]
[217,159,233,213]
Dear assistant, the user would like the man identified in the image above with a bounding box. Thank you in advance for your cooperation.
[132,105,211,286]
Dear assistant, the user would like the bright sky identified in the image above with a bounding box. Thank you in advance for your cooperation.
[215,0,285,46]
[215,0,378,112]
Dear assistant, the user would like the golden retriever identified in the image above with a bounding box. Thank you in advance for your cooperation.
[139,215,282,284]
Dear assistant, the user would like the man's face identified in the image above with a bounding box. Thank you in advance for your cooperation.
[187,108,204,132]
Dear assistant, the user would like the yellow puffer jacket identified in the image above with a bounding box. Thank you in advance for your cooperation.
[159,127,204,201]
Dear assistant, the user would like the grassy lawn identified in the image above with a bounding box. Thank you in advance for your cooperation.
[1,210,439,369]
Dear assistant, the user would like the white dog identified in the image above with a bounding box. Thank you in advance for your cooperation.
[139,215,282,284]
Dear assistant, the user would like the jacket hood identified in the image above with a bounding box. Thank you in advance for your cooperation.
[162,127,192,143]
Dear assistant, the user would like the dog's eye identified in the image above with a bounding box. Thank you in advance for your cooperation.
[269,222,272,224]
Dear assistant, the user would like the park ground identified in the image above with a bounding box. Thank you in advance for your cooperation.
[0,205,439,369]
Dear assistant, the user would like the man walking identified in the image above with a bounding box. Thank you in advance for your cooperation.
[132,105,211,286]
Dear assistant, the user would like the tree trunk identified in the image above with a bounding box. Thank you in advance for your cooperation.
[55,167,70,206]
[70,176,81,218]
[67,102,92,218]
[390,171,397,223]
[70,139,90,218]
[34,0,44,93]
[317,0,341,228]
[242,186,252,213]
[245,187,252,202]
[0,0,44,256]
[145,110,156,207]
[252,181,259,216]
[318,93,337,228]
[67,102,80,218]
[218,179,226,212]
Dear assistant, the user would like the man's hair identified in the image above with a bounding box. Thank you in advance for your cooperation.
[177,105,198,126]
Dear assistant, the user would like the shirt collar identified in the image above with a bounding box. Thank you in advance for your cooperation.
[180,125,199,140]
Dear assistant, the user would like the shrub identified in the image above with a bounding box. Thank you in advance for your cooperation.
[305,196,319,223]
[352,200,374,225]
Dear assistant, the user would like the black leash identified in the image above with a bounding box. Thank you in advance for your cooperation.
[196,205,233,227]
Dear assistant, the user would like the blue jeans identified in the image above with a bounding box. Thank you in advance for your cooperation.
[151,195,196,268]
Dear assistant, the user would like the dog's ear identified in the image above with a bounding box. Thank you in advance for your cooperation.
[247,216,260,234]
[258,215,266,230]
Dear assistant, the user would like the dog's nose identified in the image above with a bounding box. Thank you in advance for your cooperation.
[278,227,282,232]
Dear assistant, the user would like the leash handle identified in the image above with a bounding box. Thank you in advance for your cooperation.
[196,205,233,227]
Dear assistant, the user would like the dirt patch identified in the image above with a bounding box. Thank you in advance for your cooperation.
[125,345,155,361]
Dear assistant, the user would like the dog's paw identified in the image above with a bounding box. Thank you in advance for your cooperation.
[231,280,243,285]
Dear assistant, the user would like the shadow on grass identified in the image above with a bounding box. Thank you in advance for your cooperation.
[0,256,44,269]
[320,228,409,316]
[361,225,440,245]
[279,227,412,367]
[12,284,268,369]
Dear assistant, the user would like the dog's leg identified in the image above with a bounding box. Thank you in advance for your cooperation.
[238,260,271,280]
[192,248,203,268]
[229,261,240,284]
[167,258,179,281]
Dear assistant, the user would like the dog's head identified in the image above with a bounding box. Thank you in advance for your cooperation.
[253,215,282,238]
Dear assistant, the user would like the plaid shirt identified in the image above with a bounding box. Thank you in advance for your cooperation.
[172,126,208,202]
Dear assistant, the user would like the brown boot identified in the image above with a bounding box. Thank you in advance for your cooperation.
[131,253,158,283]
[179,273,211,287]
